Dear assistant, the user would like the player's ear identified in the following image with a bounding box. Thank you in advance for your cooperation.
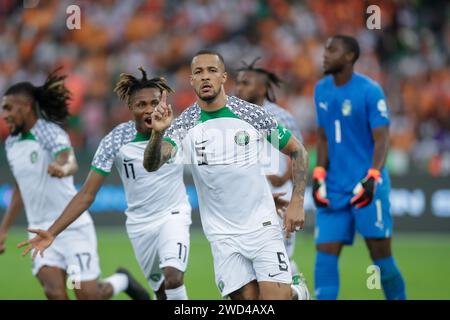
[221,71,227,84]
[345,51,355,64]
[189,74,194,87]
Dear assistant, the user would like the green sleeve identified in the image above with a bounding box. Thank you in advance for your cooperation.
[266,123,292,150]
[90,165,110,176]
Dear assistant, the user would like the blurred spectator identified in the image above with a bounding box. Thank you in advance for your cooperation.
[0,0,449,176]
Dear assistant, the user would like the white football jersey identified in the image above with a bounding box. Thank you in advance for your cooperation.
[5,119,93,230]
[164,96,293,241]
[91,121,191,235]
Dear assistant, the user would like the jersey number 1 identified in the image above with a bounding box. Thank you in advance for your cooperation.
[334,120,342,143]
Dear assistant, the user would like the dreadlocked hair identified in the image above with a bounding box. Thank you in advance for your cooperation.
[237,57,282,103]
[4,67,71,125]
[114,66,174,106]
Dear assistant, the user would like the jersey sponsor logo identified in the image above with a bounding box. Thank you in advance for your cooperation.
[262,221,272,227]
[234,130,250,146]
[377,99,388,118]
[342,99,352,116]
[319,102,328,111]
[123,158,134,162]
[30,150,38,164]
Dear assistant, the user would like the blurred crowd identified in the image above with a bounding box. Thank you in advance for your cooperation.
[0,0,449,176]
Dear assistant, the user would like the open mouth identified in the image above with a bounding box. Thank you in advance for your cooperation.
[201,83,212,91]
[144,116,152,125]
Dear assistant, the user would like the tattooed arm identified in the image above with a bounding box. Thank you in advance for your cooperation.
[142,90,175,172]
[280,136,309,232]
[143,132,174,172]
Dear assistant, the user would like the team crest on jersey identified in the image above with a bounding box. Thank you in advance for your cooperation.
[149,273,162,282]
[234,130,250,146]
[342,100,352,116]
[218,280,225,293]
[377,99,388,118]
[30,151,38,164]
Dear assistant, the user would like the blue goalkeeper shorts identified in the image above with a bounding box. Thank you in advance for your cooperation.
[314,186,393,245]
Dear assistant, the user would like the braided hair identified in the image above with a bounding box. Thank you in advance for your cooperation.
[114,67,174,106]
[237,57,282,102]
[4,67,71,124]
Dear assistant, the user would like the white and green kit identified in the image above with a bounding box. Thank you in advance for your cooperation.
[6,119,100,281]
[91,120,191,290]
[164,96,294,296]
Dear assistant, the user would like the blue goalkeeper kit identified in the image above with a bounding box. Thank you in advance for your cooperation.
[313,72,406,300]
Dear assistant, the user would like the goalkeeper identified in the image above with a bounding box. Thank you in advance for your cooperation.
[312,35,406,300]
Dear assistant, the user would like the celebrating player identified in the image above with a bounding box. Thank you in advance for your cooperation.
[16,68,192,300]
[1,70,148,300]
[235,58,310,299]
[143,50,309,300]
[312,35,406,300]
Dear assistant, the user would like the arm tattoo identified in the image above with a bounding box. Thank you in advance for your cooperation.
[290,144,309,202]
[143,131,173,172]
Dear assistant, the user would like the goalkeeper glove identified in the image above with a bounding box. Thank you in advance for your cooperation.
[350,168,381,209]
[312,167,330,208]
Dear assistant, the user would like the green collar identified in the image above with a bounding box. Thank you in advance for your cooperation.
[132,131,151,142]
[198,106,239,123]
[19,132,36,141]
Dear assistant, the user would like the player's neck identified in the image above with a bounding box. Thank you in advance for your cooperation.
[332,67,353,87]
[255,97,265,107]
[197,90,228,112]
[23,116,38,133]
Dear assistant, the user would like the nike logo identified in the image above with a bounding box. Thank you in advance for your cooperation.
[268,272,283,278]
[123,158,134,162]
[195,139,208,145]
[164,257,177,261]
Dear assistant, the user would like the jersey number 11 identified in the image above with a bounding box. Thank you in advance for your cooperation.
[123,163,136,179]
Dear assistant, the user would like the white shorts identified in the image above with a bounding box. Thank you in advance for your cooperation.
[128,208,191,291]
[210,225,292,297]
[31,223,101,282]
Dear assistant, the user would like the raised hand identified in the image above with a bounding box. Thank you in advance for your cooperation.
[150,90,173,132]
[17,228,55,261]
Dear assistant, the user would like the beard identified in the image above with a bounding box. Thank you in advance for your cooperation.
[324,63,344,75]
[10,123,24,136]
[197,86,221,103]
[244,94,259,105]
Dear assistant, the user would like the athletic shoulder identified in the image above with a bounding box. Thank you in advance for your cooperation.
[354,73,383,91]
[91,121,136,175]
[315,75,333,91]
[164,104,201,141]
[227,95,277,131]
[264,101,301,140]
[31,119,72,157]
[4,135,19,151]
